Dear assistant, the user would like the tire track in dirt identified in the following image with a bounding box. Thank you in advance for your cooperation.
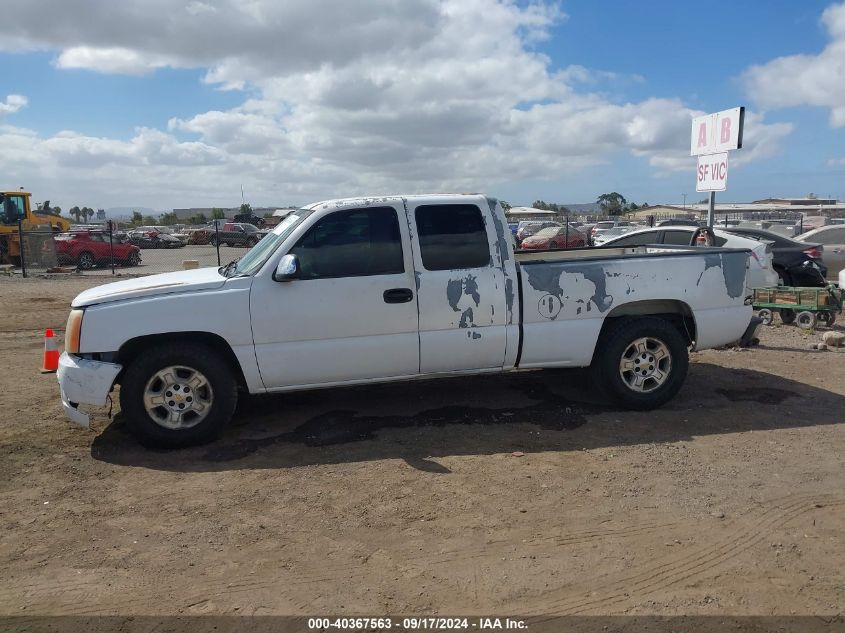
[0,519,678,614]
[528,492,843,617]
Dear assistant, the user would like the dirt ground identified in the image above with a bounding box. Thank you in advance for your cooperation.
[1,275,844,620]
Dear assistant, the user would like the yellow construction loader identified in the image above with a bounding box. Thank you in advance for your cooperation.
[0,191,70,265]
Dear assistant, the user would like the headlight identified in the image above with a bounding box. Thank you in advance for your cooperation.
[65,309,84,354]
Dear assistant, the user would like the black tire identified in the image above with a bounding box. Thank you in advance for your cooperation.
[246,237,258,247]
[590,317,689,410]
[796,311,817,330]
[209,236,218,247]
[758,308,773,325]
[77,251,95,269]
[776,268,791,286]
[119,343,238,448]
[126,251,141,267]
[779,308,796,325]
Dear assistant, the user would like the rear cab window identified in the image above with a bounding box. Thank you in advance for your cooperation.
[414,204,491,271]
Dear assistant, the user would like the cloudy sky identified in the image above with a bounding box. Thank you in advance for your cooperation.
[1,0,844,210]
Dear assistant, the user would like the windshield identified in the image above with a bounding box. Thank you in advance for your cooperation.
[227,210,313,277]
[535,227,559,237]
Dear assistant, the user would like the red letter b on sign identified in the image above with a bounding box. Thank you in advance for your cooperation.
[720,118,731,143]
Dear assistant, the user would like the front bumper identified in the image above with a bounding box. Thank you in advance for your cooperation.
[56,352,122,428]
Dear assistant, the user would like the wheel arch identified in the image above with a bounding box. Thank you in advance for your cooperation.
[593,299,697,360]
[115,331,248,390]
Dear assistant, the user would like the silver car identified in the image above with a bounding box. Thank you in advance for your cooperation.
[796,225,845,281]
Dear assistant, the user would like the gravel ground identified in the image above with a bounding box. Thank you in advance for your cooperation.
[0,275,843,620]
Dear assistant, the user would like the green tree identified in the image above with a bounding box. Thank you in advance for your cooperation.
[239,202,252,215]
[159,211,179,225]
[212,207,226,220]
[142,215,157,225]
[69,206,82,222]
[131,211,143,226]
[596,192,627,216]
[189,213,207,225]
[499,200,512,211]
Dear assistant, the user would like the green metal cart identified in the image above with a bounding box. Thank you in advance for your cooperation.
[752,284,843,329]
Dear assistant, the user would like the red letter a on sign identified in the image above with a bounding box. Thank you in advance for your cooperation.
[697,122,708,148]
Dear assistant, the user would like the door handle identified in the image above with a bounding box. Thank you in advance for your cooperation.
[383,288,414,303]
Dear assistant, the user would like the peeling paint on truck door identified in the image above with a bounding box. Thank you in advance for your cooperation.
[404,195,508,373]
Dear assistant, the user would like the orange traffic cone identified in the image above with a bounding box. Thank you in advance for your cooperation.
[41,328,59,373]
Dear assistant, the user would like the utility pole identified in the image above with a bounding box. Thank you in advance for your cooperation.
[682,193,687,209]
[707,191,715,227]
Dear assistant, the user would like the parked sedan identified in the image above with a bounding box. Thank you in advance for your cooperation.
[796,225,845,281]
[593,225,633,246]
[126,230,185,249]
[47,231,141,269]
[519,226,586,250]
[598,226,779,294]
[515,221,560,246]
[722,227,826,286]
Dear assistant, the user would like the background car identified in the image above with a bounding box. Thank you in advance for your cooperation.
[592,225,634,246]
[519,225,586,250]
[795,225,845,281]
[590,220,633,243]
[656,219,700,227]
[48,231,141,269]
[723,227,826,286]
[140,225,190,243]
[212,222,268,247]
[126,229,185,249]
[598,225,779,294]
[515,220,561,246]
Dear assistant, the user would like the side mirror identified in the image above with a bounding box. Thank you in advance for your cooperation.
[273,254,299,281]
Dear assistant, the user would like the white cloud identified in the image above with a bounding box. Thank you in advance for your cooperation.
[0,94,28,115]
[743,2,845,126]
[0,0,792,207]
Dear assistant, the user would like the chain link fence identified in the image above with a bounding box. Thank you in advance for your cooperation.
[8,222,260,278]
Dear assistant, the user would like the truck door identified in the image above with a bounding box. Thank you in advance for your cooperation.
[404,197,508,373]
[250,204,420,388]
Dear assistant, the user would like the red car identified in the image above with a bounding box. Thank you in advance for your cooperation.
[46,231,142,269]
[519,226,586,250]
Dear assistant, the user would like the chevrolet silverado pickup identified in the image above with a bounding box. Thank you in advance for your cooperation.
[57,194,753,448]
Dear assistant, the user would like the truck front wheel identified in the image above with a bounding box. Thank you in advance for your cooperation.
[119,344,238,448]
[591,317,689,410]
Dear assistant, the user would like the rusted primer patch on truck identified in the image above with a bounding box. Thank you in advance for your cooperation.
[446,274,481,328]
[697,251,746,298]
[524,262,615,315]
[486,197,511,266]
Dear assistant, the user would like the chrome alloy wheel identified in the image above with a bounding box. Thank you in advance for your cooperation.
[618,337,672,393]
[143,365,214,429]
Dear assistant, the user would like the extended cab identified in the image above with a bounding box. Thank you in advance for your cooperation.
[57,194,754,447]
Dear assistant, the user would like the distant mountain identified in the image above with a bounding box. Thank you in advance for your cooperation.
[560,202,602,213]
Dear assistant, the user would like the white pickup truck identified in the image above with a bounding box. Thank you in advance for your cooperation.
[58,194,753,447]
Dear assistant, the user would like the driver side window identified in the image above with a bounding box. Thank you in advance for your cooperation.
[290,206,404,279]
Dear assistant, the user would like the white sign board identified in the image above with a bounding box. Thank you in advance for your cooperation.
[690,107,745,156]
[696,152,728,192]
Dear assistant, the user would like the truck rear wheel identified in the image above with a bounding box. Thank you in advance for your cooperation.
[119,344,238,448]
[591,317,689,410]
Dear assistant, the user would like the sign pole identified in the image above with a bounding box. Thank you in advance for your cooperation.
[707,191,716,228]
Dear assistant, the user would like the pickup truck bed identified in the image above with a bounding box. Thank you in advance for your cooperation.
[58,194,753,448]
